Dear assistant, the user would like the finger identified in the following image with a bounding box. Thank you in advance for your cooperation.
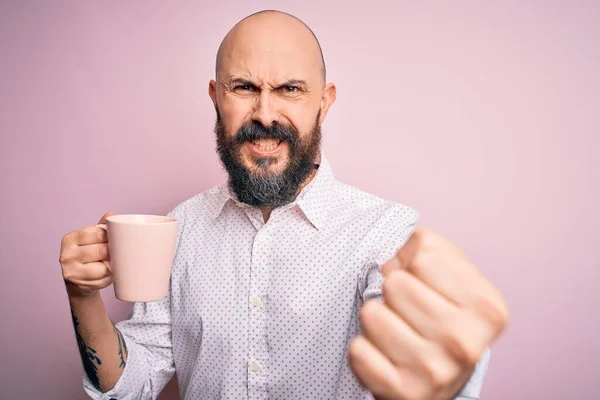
[383,270,488,365]
[75,243,110,264]
[348,336,408,400]
[380,256,401,276]
[350,335,465,400]
[380,229,509,378]
[383,269,458,340]
[98,212,116,225]
[401,241,508,331]
[73,226,108,246]
[394,228,489,307]
[359,298,467,392]
[64,261,112,282]
[359,300,428,368]
[68,275,113,290]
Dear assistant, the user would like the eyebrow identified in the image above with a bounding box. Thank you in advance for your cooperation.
[228,78,307,88]
[230,78,256,87]
[280,79,307,87]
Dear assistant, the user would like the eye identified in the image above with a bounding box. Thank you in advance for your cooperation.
[234,85,256,92]
[282,86,299,93]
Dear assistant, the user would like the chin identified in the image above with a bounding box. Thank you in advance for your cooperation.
[250,158,288,177]
[242,151,289,174]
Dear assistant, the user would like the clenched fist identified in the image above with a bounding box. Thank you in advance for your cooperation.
[60,212,115,298]
[349,228,509,400]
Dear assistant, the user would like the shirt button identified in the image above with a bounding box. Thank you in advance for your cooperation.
[252,296,263,308]
[256,233,268,243]
[251,362,261,373]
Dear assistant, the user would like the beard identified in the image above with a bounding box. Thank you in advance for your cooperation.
[215,109,322,209]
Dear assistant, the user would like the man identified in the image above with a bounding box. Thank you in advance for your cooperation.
[60,10,508,400]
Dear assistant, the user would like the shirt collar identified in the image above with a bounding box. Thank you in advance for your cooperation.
[211,152,335,230]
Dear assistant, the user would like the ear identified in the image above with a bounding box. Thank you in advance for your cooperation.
[318,82,337,124]
[209,80,217,109]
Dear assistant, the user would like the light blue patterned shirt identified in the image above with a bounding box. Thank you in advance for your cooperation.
[83,155,489,399]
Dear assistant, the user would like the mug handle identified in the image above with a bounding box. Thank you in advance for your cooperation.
[96,224,112,271]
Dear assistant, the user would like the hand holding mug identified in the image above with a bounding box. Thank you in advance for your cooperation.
[60,213,178,302]
[60,212,115,298]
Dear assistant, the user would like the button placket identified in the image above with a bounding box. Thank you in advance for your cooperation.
[248,227,270,398]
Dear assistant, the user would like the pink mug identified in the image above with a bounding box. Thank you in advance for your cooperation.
[97,214,178,302]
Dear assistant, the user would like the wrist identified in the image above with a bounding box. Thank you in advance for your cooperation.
[65,282,101,302]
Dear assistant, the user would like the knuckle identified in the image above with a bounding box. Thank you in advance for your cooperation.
[60,232,77,251]
[61,264,76,282]
[347,336,369,370]
[347,340,363,370]
[60,233,70,248]
[462,345,483,367]
[382,271,404,299]
[451,334,482,366]
[58,253,69,265]
[422,357,455,390]
[411,228,432,248]
[437,319,483,366]
[411,228,450,255]
[498,300,511,329]
[473,293,510,332]
[59,248,75,265]
[347,338,361,361]
[358,300,380,326]
[409,249,430,272]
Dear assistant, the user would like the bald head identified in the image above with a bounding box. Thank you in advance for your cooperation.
[215,10,326,84]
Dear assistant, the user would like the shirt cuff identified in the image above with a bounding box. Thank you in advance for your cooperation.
[83,334,147,400]
[453,348,491,399]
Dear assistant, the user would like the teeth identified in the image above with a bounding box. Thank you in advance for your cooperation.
[252,139,280,151]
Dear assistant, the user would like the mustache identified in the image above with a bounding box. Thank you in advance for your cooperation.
[234,121,298,146]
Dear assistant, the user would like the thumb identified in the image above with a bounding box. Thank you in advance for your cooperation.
[98,212,116,225]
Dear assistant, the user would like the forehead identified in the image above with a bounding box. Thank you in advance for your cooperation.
[221,47,320,83]
[218,17,322,84]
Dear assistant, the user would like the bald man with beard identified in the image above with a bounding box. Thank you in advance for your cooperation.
[61,10,509,400]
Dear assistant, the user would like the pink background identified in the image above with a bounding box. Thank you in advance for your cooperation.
[1,1,598,399]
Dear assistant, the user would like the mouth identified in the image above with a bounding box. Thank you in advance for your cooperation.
[247,138,284,156]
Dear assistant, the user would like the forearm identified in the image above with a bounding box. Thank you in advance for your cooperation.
[68,290,128,393]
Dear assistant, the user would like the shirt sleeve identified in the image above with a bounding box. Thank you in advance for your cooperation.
[83,295,175,400]
[360,204,419,302]
[360,204,490,399]
[83,209,183,400]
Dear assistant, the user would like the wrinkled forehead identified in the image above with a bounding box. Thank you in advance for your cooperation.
[217,19,323,85]
[220,46,321,84]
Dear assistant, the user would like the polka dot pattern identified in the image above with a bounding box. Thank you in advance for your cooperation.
[83,155,488,400]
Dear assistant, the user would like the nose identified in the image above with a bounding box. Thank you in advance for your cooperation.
[251,90,279,127]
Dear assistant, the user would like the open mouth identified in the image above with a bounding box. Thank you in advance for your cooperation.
[249,138,283,153]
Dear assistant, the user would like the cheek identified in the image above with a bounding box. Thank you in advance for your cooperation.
[286,108,318,138]
[219,95,253,134]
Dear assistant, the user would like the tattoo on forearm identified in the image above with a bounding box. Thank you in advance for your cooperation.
[114,326,128,368]
[70,309,102,392]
